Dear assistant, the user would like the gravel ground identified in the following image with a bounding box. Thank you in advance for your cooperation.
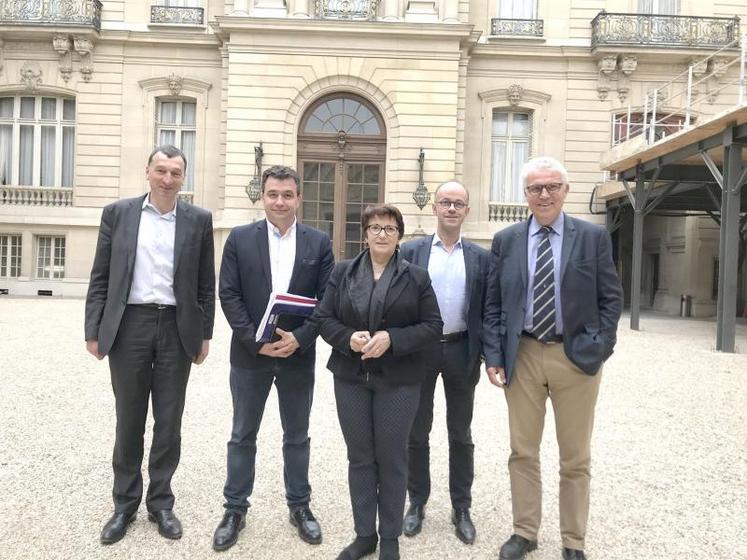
[0,298,745,560]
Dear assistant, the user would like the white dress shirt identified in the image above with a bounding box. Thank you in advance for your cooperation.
[267,218,297,293]
[427,233,468,334]
[127,195,177,306]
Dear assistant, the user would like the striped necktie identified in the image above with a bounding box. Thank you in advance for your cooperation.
[532,226,556,342]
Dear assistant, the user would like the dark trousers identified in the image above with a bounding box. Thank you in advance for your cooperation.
[334,376,420,539]
[407,338,477,509]
[223,361,314,512]
[107,305,192,514]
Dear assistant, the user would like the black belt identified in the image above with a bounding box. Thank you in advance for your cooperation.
[129,303,176,311]
[522,330,563,344]
[440,331,468,343]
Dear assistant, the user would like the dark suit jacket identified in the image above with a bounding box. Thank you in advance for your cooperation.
[84,194,216,358]
[400,234,489,382]
[316,250,443,386]
[483,213,623,384]
[219,220,334,370]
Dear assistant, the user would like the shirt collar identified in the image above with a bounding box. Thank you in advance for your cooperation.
[529,212,564,237]
[142,193,177,219]
[432,232,462,249]
[267,217,297,240]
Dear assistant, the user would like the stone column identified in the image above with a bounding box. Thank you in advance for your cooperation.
[231,0,249,15]
[381,0,399,20]
[290,0,311,18]
[442,0,459,22]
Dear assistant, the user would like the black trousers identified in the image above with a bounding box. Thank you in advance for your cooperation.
[223,361,314,512]
[407,338,477,509]
[107,305,192,514]
[334,375,420,539]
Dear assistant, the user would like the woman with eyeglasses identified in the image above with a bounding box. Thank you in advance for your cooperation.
[314,203,442,560]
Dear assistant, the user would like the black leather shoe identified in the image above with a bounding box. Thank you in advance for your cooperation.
[336,535,378,560]
[213,511,246,552]
[289,506,322,544]
[147,509,182,539]
[402,504,425,537]
[451,508,476,544]
[379,538,400,560]
[562,548,587,560]
[499,534,538,560]
[100,512,136,545]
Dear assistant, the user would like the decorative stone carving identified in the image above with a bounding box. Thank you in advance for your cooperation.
[53,34,73,84]
[167,73,184,96]
[20,62,42,91]
[507,84,524,106]
[619,55,637,76]
[616,55,637,103]
[74,36,94,82]
[596,55,617,101]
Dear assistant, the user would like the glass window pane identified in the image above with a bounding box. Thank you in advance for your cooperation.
[182,102,196,126]
[303,201,319,220]
[363,184,378,203]
[304,182,319,201]
[181,130,195,191]
[346,204,362,222]
[361,118,380,135]
[320,163,335,183]
[20,97,35,119]
[305,116,323,132]
[63,99,75,121]
[348,164,362,184]
[320,182,334,201]
[19,126,34,185]
[320,202,334,221]
[0,125,12,185]
[62,127,75,188]
[492,111,508,136]
[37,236,51,278]
[314,102,332,122]
[511,113,530,136]
[363,165,379,184]
[54,237,65,279]
[0,98,13,119]
[41,98,56,120]
[159,129,176,145]
[490,140,507,201]
[327,98,343,117]
[303,163,319,182]
[40,127,56,187]
[159,101,177,125]
[347,186,363,204]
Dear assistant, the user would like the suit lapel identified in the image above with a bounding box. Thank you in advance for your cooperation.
[125,195,146,275]
[173,198,190,275]
[560,213,577,283]
[516,220,529,293]
[463,240,477,317]
[380,256,409,320]
[417,236,433,268]
[255,220,273,293]
[288,223,306,294]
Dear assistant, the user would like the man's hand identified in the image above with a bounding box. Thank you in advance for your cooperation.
[361,330,391,360]
[258,328,299,358]
[487,366,507,388]
[86,339,104,360]
[193,339,210,365]
[350,331,371,353]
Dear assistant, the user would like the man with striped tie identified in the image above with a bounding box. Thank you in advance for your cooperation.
[483,156,622,560]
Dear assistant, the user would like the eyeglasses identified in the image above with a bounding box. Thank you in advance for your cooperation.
[525,183,565,196]
[367,224,399,236]
[436,199,467,210]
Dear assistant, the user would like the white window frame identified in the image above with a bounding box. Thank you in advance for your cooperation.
[490,110,532,203]
[497,0,537,19]
[156,98,197,191]
[0,94,75,188]
[36,235,65,279]
[0,234,22,278]
[638,0,680,15]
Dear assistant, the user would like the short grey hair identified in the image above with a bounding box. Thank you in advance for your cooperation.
[434,180,469,204]
[520,156,569,186]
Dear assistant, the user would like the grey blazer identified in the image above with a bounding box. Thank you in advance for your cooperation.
[400,234,489,382]
[84,194,216,358]
[482,214,623,384]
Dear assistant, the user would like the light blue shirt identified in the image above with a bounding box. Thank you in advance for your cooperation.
[428,233,468,334]
[524,212,564,334]
[127,195,177,306]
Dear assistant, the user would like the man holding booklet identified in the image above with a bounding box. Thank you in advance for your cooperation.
[213,165,334,551]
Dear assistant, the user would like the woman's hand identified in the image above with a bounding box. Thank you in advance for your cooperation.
[361,330,391,360]
[350,331,371,353]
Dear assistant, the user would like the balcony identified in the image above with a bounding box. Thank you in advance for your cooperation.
[315,0,379,20]
[150,5,204,26]
[0,0,102,30]
[488,202,529,223]
[490,18,544,37]
[1,186,72,207]
[591,12,740,50]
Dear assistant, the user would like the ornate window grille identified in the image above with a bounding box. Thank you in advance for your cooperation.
[0,0,102,30]
[315,0,379,20]
[491,18,544,37]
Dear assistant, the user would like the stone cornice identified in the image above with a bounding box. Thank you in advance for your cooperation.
[96,30,221,47]
[472,43,592,60]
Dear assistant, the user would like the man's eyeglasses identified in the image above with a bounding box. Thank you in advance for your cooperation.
[436,199,467,210]
[367,224,399,236]
[525,183,565,196]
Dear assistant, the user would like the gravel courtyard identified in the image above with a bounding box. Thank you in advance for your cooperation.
[0,298,745,560]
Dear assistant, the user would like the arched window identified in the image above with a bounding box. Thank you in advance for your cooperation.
[303,96,381,135]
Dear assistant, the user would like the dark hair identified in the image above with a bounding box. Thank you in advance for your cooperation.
[148,144,187,170]
[261,165,301,194]
[361,204,404,240]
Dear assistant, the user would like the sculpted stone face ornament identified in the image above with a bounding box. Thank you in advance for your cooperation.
[507,84,524,106]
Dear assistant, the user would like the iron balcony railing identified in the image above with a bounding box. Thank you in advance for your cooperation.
[315,0,379,20]
[490,18,544,37]
[591,12,740,49]
[0,0,102,30]
[150,5,204,25]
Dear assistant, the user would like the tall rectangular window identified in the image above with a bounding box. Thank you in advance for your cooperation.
[638,0,680,14]
[0,95,75,188]
[156,99,196,191]
[36,235,65,279]
[490,110,531,203]
[497,0,536,18]
[0,234,22,278]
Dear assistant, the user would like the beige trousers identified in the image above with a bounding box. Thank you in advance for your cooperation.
[504,336,602,550]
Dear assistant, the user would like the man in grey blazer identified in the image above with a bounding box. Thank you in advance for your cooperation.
[212,165,334,552]
[483,157,622,560]
[85,145,215,545]
[400,181,488,545]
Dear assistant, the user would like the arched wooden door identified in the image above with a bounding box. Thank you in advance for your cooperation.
[297,93,386,260]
